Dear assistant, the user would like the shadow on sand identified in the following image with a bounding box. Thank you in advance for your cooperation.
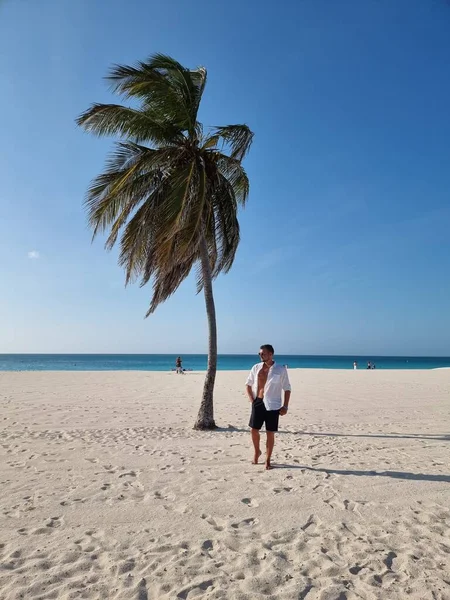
[216,427,450,482]
[274,464,450,483]
[217,426,450,442]
[291,431,450,442]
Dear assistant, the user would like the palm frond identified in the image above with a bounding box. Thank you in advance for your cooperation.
[210,153,250,206]
[207,166,240,277]
[212,124,254,161]
[201,134,220,151]
[117,160,198,287]
[195,205,219,293]
[211,185,240,275]
[119,201,156,284]
[152,160,202,272]
[106,54,207,137]
[146,54,207,133]
[107,60,169,99]
[146,256,195,316]
[85,143,179,240]
[76,103,183,145]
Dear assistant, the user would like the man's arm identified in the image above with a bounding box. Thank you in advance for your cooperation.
[245,367,255,402]
[280,367,292,415]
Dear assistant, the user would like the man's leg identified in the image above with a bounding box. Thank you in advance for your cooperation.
[249,400,264,464]
[265,431,275,470]
[251,428,262,464]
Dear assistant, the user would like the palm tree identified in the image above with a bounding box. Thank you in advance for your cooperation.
[76,54,253,429]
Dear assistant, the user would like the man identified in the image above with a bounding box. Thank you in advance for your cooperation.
[246,344,291,470]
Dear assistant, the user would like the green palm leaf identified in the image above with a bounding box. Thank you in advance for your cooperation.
[212,124,254,160]
[76,103,183,145]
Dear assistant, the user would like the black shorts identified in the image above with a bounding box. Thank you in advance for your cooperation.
[249,398,280,432]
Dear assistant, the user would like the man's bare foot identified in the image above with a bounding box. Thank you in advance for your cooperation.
[265,460,273,470]
[252,449,262,464]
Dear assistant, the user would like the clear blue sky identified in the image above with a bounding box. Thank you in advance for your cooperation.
[1,0,449,355]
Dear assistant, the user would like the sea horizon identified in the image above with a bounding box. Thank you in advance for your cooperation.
[1,353,450,372]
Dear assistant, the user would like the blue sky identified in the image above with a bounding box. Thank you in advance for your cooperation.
[1,0,450,355]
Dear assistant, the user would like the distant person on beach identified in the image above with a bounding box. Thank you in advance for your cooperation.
[245,344,291,470]
[175,356,183,374]
[367,361,372,370]
[353,361,358,370]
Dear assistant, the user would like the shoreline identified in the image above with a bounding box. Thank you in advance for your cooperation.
[1,366,450,373]
[1,367,449,374]
[2,355,450,374]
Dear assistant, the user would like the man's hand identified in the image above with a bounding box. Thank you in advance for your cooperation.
[279,406,288,416]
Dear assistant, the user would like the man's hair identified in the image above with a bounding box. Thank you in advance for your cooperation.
[260,344,274,355]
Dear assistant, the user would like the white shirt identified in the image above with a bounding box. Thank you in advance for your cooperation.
[246,362,291,411]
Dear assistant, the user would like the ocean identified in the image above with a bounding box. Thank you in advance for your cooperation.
[0,354,449,371]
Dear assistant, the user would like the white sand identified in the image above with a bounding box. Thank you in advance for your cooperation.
[0,369,449,599]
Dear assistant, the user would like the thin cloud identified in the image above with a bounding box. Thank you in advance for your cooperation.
[27,250,40,259]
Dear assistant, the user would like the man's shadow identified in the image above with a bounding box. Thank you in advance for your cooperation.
[217,426,450,442]
[275,464,450,483]
[291,431,450,442]
[216,427,450,482]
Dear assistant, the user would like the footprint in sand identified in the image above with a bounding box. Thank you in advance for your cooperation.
[343,499,363,514]
[384,551,397,570]
[349,564,364,575]
[273,487,293,495]
[301,514,318,532]
[241,498,259,507]
[154,490,176,502]
[46,516,63,529]
[164,503,190,515]
[201,540,213,552]
[103,464,118,473]
[231,517,259,528]
[200,514,225,532]
[118,558,136,574]
[118,471,137,478]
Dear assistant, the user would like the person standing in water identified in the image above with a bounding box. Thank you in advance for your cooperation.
[245,344,291,470]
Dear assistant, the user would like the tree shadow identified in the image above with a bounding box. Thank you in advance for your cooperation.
[275,464,450,483]
[215,426,248,433]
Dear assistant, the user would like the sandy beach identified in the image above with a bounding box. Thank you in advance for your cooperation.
[0,369,449,599]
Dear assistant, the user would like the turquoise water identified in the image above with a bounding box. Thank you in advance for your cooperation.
[0,354,449,371]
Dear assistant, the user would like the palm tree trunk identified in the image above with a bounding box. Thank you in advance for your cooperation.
[193,234,217,430]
